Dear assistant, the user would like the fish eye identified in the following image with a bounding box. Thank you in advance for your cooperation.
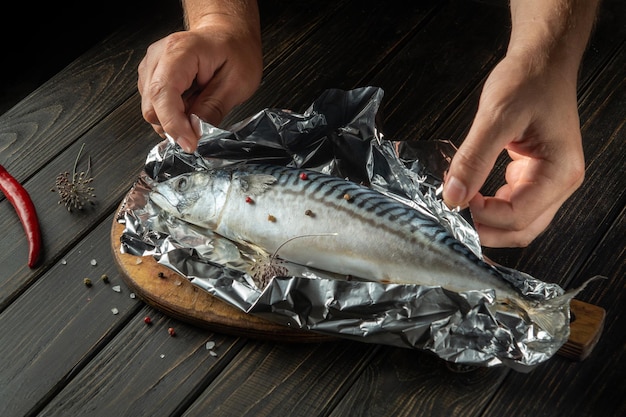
[175,176,189,192]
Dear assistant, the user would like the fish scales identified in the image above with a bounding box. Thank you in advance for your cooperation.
[245,164,484,267]
[151,163,514,297]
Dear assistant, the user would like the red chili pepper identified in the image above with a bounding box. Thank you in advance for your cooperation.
[0,165,42,268]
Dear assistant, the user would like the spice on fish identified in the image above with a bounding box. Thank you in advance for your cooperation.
[245,196,254,204]
[267,214,276,222]
[83,278,93,287]
[168,327,176,337]
[304,209,315,217]
[299,172,308,180]
[144,316,152,325]
[343,193,352,201]
[101,274,109,283]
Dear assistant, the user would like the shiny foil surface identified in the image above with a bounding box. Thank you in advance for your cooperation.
[118,87,572,372]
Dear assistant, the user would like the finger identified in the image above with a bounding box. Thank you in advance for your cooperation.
[148,56,203,152]
[472,197,559,247]
[151,123,165,138]
[443,116,510,208]
[468,178,563,247]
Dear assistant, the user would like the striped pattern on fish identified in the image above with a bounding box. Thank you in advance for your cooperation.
[149,163,577,337]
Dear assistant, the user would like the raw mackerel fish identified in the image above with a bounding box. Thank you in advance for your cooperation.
[150,163,579,338]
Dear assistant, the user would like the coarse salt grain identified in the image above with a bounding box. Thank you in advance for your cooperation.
[90,259,97,266]
[112,285,121,293]
[111,308,119,315]
[205,341,216,350]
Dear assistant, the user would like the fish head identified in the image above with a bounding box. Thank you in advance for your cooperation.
[149,170,231,229]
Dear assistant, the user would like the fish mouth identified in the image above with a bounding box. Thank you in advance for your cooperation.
[149,190,180,215]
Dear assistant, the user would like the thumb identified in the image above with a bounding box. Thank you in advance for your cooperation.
[443,119,508,208]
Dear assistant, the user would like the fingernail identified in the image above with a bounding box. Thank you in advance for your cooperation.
[177,137,193,153]
[443,176,467,205]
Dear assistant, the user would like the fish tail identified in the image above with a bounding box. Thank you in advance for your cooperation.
[513,276,606,338]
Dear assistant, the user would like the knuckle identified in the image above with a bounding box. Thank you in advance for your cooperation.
[455,146,493,176]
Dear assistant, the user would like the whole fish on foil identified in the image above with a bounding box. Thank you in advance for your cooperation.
[149,163,583,339]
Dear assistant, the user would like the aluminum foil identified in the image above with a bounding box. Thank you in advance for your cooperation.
[118,86,571,372]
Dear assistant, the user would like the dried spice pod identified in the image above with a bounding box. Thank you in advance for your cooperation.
[52,143,96,211]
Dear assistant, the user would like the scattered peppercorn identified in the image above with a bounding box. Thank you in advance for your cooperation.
[157,271,165,278]
[100,274,109,284]
[245,196,254,204]
[299,172,308,180]
[168,327,176,337]
[267,214,276,222]
[83,278,92,287]
[343,193,352,201]
[304,209,314,217]
[144,316,152,325]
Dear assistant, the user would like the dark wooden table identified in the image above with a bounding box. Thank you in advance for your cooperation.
[1,1,624,416]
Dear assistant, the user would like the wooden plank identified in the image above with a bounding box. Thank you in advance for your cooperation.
[366,0,510,142]
[0,213,142,416]
[222,0,443,127]
[331,347,507,417]
[0,0,170,115]
[38,305,247,417]
[181,341,378,417]
[259,0,349,68]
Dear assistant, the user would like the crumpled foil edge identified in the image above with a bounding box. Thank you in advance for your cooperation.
[118,86,570,372]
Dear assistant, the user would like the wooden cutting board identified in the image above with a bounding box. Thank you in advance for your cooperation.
[110,215,331,342]
[111,204,605,359]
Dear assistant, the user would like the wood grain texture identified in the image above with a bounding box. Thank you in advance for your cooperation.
[0,214,142,417]
[0,0,624,415]
[222,0,442,127]
[38,306,248,417]
[183,340,379,417]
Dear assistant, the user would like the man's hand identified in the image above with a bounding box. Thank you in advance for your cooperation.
[137,0,262,152]
[443,0,598,247]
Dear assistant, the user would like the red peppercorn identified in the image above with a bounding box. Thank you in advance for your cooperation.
[168,327,176,337]
[144,316,152,325]
[299,172,308,180]
[245,196,253,204]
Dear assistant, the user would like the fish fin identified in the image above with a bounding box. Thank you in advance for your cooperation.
[511,276,607,338]
[238,174,277,196]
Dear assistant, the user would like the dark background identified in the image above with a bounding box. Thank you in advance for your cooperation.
[1,0,162,114]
